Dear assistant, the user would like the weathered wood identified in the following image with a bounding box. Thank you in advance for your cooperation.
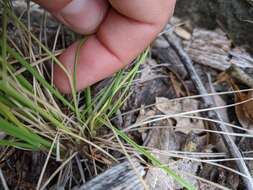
[184,29,253,71]
[74,159,145,190]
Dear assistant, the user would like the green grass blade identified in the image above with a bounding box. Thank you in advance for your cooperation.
[72,38,88,121]
[1,1,8,80]
[0,140,38,150]
[84,86,92,116]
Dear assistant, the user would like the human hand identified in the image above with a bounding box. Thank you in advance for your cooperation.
[33,0,176,93]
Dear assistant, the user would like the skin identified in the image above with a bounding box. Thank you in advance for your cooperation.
[33,0,176,93]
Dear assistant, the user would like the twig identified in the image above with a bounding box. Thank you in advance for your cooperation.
[163,34,253,190]
[226,65,253,87]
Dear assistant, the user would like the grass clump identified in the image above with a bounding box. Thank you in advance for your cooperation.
[0,1,196,190]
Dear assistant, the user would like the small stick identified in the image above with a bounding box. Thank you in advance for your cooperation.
[163,34,253,190]
[226,65,253,87]
[0,169,9,190]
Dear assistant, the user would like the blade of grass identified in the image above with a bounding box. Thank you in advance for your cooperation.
[87,49,148,132]
[1,0,8,81]
[72,38,88,121]
[84,86,92,117]
[0,140,38,150]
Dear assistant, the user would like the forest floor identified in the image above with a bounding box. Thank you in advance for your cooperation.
[1,1,253,190]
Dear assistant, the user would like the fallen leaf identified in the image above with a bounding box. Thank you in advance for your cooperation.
[218,66,253,130]
[182,132,208,152]
[155,97,205,134]
[235,91,253,129]
[143,127,180,163]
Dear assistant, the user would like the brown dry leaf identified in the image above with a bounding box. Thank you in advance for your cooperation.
[235,91,253,129]
[143,128,202,189]
[182,132,209,152]
[155,97,205,134]
[143,127,179,163]
[218,67,253,130]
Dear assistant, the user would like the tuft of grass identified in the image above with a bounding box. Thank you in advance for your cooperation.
[0,1,197,189]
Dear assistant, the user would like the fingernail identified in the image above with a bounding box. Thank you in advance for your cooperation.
[60,0,86,16]
[59,0,108,34]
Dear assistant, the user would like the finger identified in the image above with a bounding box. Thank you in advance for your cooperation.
[54,0,176,93]
[33,0,109,34]
[33,0,71,12]
[109,0,175,24]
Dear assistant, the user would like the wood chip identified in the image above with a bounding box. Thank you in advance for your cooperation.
[185,29,253,71]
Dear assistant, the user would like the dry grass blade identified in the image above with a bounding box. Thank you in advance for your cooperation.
[0,169,9,190]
